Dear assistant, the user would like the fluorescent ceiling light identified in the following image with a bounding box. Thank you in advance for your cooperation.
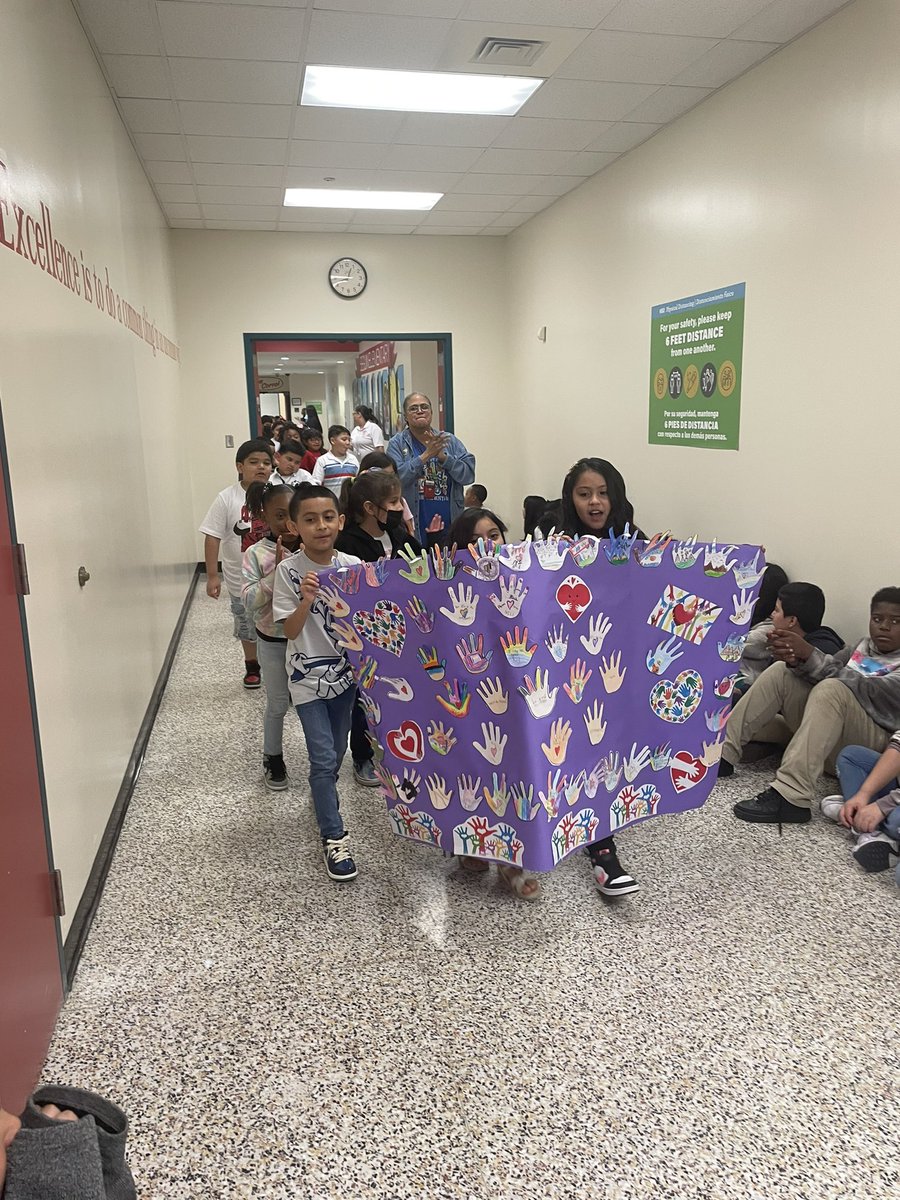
[301,65,542,116]
[284,188,441,211]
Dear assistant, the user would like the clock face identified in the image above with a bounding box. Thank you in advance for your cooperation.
[329,257,367,298]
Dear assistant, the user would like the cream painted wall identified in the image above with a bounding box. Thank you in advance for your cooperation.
[0,0,193,935]
[506,0,898,637]
[173,231,512,542]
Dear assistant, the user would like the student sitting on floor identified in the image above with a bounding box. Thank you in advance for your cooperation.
[720,587,900,829]
[734,579,842,699]
[820,734,900,879]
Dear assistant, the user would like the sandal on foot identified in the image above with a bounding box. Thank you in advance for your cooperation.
[497,863,541,901]
[457,855,490,874]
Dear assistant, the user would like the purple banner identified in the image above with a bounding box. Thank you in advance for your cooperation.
[325,533,764,872]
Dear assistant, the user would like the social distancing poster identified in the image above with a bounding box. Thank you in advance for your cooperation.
[648,282,745,450]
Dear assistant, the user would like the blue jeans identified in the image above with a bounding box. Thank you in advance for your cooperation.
[835,745,898,802]
[295,688,355,842]
[256,636,291,756]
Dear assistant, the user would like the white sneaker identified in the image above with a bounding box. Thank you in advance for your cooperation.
[852,832,899,874]
[820,794,843,823]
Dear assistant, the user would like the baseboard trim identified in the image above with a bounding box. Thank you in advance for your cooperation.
[63,565,201,986]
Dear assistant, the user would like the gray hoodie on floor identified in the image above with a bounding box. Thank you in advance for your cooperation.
[4,1087,135,1200]
[793,639,900,731]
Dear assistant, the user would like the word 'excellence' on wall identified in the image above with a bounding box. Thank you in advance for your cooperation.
[319,531,765,873]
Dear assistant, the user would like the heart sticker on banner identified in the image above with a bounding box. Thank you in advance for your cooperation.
[386,720,424,762]
[352,600,406,656]
[649,669,703,723]
[556,574,592,623]
[669,750,708,792]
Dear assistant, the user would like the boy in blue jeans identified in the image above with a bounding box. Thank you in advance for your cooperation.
[821,733,900,879]
[272,484,362,881]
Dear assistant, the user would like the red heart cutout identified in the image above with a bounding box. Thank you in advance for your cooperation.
[386,720,424,763]
[556,574,592,623]
[669,750,708,793]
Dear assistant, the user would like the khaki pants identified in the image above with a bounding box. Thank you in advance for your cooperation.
[722,662,891,807]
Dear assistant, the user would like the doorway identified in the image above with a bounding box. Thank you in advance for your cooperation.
[243,333,454,439]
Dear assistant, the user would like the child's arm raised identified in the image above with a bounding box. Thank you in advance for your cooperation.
[282,572,320,640]
[204,534,221,598]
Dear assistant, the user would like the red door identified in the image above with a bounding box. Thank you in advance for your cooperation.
[0,406,64,1113]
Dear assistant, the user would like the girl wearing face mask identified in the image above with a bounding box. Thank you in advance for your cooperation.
[336,469,423,787]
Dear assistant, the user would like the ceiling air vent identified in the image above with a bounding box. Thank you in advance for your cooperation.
[471,37,547,68]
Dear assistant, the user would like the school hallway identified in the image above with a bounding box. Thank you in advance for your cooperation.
[41,591,898,1200]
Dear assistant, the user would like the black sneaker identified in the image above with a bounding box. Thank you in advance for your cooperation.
[323,834,358,882]
[587,843,639,897]
[733,786,811,831]
[243,663,261,689]
[263,754,288,791]
[717,758,734,778]
[852,833,899,874]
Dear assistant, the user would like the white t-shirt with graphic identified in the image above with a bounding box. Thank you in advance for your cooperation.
[199,482,250,598]
[272,548,362,706]
[312,451,359,497]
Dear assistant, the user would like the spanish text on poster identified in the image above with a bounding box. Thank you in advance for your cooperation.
[648,283,745,450]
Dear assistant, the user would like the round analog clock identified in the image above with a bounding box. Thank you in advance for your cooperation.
[329,257,367,298]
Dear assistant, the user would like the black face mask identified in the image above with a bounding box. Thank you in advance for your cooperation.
[376,508,405,533]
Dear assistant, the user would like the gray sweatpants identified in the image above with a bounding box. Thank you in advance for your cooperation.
[722,662,891,807]
[256,635,291,756]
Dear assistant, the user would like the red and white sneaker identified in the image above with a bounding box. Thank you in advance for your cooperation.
[587,843,639,897]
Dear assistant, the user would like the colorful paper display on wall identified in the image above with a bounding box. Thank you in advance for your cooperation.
[648,283,745,450]
[328,534,764,872]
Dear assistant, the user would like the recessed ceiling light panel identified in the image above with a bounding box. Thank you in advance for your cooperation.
[301,65,542,116]
[284,188,441,211]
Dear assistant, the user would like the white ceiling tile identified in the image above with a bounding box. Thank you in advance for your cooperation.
[731,0,852,43]
[394,114,510,148]
[370,169,463,191]
[285,166,384,189]
[559,150,620,175]
[118,98,181,134]
[413,227,483,235]
[205,220,278,229]
[529,175,585,195]
[178,102,293,138]
[420,209,506,225]
[314,0,466,14]
[583,120,659,151]
[438,21,592,74]
[509,194,556,212]
[461,1,619,27]
[133,132,187,160]
[192,162,284,186]
[601,0,774,38]
[75,0,163,54]
[557,29,717,84]
[349,225,420,235]
[306,10,453,70]
[521,77,657,120]
[293,108,406,144]
[277,222,352,232]
[343,210,426,224]
[470,147,576,174]
[169,58,300,104]
[434,192,518,210]
[155,183,198,203]
[103,55,171,99]
[380,144,484,172]
[279,210,355,224]
[186,136,288,164]
[289,142,391,170]
[156,1,305,61]
[168,219,205,227]
[201,203,280,219]
[450,172,543,194]
[145,160,194,184]
[488,211,532,226]
[164,202,203,217]
[672,38,780,87]
[491,117,612,151]
[477,226,512,235]
[196,185,282,204]
[622,84,713,122]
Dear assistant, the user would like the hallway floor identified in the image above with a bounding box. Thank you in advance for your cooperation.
[45,595,899,1199]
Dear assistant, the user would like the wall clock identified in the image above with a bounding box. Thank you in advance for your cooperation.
[329,257,367,298]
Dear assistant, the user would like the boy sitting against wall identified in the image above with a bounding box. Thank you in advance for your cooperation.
[719,587,900,828]
[734,581,843,698]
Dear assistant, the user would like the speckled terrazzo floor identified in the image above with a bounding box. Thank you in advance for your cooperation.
[43,594,899,1199]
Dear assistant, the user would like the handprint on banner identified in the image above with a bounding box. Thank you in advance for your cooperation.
[357,655,378,689]
[363,560,389,588]
[604,525,640,565]
[600,651,627,694]
[583,699,606,746]
[646,636,684,675]
[439,583,479,626]
[426,774,453,810]
[635,531,672,567]
[429,543,458,581]
[331,619,362,652]
[427,720,457,756]
[541,718,572,766]
[598,751,623,792]
[500,626,537,667]
[499,537,532,572]
[717,633,745,662]
[417,645,446,681]
[623,742,651,783]
[649,742,672,771]
[539,769,565,819]
[328,565,362,595]
[490,574,528,618]
[733,551,765,589]
[534,532,572,571]
[406,596,435,634]
[437,678,471,718]
[380,676,414,702]
[319,584,351,618]
[455,633,493,675]
[392,769,422,801]
[714,675,738,699]
[563,770,586,808]
[397,545,430,585]
[703,541,738,578]
[564,658,593,704]
[518,667,558,718]
[704,706,730,733]
[545,625,569,663]
[464,539,502,581]
[359,692,381,725]
[729,588,754,626]
[672,536,702,570]
[579,612,612,656]
[473,721,507,766]
[569,536,600,568]
[483,772,510,817]
[476,676,508,714]
[457,774,482,812]
[700,734,725,766]
[511,782,540,821]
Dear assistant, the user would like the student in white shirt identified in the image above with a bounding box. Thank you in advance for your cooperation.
[269,439,313,487]
[312,424,359,498]
[350,405,385,459]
